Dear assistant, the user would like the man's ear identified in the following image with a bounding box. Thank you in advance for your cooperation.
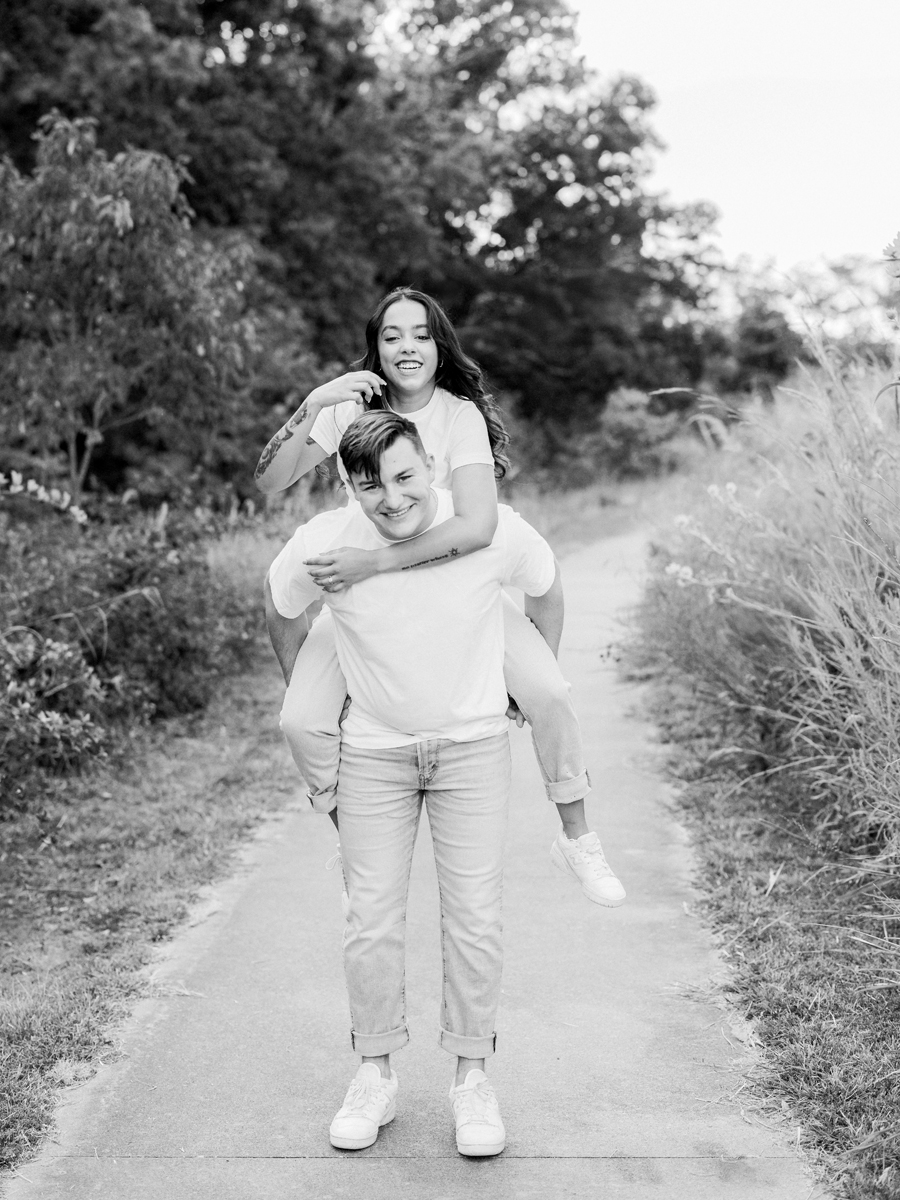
[425,453,436,483]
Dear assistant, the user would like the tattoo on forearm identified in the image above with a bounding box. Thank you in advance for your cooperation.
[400,547,460,571]
[254,407,311,479]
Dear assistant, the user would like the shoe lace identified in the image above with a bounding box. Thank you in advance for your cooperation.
[571,839,613,876]
[454,1078,496,1125]
[344,1073,388,1112]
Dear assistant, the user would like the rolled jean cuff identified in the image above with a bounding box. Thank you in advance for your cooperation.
[439,1027,497,1059]
[545,769,591,806]
[307,786,337,815]
[350,1024,409,1057]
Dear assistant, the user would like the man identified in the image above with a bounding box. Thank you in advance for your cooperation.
[265,410,561,1157]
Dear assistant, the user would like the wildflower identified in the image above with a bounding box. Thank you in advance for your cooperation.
[665,562,695,586]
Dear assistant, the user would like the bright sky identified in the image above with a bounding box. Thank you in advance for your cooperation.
[569,0,900,271]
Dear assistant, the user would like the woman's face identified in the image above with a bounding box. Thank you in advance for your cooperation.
[377,299,439,401]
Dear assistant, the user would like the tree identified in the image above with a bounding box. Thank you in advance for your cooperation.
[730,295,805,399]
[0,112,255,499]
[457,79,719,431]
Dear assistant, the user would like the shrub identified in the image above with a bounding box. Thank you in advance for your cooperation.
[595,388,689,477]
[0,495,259,810]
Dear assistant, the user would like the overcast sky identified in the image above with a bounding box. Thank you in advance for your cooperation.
[569,0,900,271]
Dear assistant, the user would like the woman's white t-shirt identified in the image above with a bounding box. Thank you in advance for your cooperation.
[309,387,495,489]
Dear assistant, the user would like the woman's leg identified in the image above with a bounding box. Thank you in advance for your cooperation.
[501,592,589,815]
[502,596,626,905]
[280,608,347,814]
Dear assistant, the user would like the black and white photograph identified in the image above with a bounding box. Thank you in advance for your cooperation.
[1,2,899,1197]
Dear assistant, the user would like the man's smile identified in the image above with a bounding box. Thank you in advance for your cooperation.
[380,503,415,520]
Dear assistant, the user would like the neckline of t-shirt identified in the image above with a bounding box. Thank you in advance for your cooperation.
[384,386,442,421]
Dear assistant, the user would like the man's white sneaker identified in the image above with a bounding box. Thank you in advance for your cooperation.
[550,830,626,907]
[449,1069,506,1157]
[329,1063,398,1150]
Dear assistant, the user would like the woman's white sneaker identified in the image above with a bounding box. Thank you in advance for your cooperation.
[449,1069,506,1156]
[329,1063,398,1149]
[550,830,626,906]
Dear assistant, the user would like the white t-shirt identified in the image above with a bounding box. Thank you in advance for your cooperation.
[268,490,555,749]
[309,387,495,490]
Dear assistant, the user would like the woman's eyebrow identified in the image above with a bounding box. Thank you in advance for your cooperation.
[380,324,430,333]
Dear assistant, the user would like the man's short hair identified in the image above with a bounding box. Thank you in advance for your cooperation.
[339,410,427,481]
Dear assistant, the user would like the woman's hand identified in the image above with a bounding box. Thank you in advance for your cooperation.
[304,546,381,592]
[506,695,526,729]
[300,371,386,418]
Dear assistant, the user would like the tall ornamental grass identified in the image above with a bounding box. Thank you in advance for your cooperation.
[641,360,900,859]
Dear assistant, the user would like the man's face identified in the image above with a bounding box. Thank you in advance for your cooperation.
[349,436,436,541]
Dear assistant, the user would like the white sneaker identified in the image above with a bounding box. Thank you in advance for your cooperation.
[325,843,350,918]
[329,1063,398,1150]
[550,830,626,907]
[449,1069,506,1157]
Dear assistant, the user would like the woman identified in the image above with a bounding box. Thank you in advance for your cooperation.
[255,288,624,907]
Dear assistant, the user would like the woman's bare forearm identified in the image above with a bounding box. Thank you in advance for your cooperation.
[254,403,324,493]
[376,511,497,573]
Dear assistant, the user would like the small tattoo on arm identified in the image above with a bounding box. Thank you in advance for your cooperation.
[401,547,461,571]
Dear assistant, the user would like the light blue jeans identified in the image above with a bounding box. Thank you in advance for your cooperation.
[281,592,588,813]
[337,734,510,1059]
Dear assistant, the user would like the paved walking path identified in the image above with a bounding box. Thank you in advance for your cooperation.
[6,532,822,1200]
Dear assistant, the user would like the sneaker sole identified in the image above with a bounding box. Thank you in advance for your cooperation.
[550,841,626,908]
[457,1135,506,1157]
[329,1102,396,1150]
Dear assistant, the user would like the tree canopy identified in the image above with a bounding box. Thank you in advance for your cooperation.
[0,0,727,496]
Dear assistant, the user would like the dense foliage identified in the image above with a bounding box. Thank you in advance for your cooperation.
[0,0,732,498]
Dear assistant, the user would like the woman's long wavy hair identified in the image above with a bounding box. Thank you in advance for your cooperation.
[356,288,511,480]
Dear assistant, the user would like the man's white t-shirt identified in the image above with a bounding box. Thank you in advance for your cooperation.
[268,490,555,749]
[309,387,495,490]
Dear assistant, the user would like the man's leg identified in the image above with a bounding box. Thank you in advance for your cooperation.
[336,741,423,1056]
[424,734,510,1156]
[328,741,422,1151]
[502,594,625,907]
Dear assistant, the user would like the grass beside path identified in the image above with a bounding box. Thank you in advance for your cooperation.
[630,663,900,1200]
